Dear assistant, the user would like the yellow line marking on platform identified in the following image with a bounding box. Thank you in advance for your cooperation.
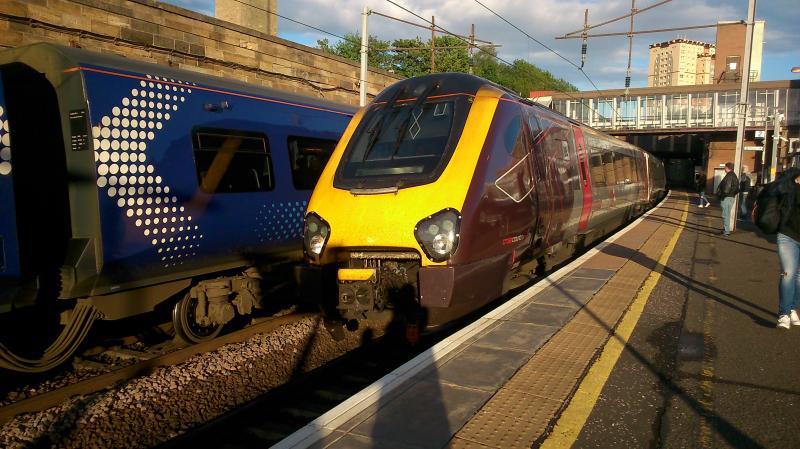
[697,209,716,448]
[540,195,689,449]
[697,298,715,448]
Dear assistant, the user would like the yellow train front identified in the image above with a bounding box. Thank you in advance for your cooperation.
[297,73,662,331]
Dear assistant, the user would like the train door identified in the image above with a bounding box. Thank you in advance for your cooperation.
[524,109,550,249]
[572,125,592,232]
[0,63,70,307]
[643,152,653,202]
[0,71,20,284]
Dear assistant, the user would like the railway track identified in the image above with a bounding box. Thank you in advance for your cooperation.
[159,326,437,449]
[0,220,608,448]
[0,312,315,425]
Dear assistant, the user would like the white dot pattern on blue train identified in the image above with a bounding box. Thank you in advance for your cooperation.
[0,105,11,176]
[256,201,307,242]
[92,74,198,268]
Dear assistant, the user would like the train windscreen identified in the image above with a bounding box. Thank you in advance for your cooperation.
[334,77,475,190]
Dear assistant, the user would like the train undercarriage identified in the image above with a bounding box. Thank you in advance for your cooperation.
[0,264,288,373]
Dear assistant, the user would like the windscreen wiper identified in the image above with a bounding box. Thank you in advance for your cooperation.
[391,82,439,157]
[361,86,407,162]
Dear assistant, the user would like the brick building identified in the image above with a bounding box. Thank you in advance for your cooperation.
[714,20,765,83]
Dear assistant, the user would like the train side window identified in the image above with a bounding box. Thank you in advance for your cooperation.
[192,128,274,194]
[287,136,337,190]
[589,153,605,187]
[613,152,626,184]
[602,152,616,186]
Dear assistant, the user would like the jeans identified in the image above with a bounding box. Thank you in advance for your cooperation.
[699,191,710,207]
[720,196,734,234]
[777,233,800,316]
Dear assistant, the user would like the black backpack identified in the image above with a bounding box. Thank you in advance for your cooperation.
[753,184,782,234]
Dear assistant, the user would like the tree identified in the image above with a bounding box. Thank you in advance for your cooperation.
[389,37,429,77]
[317,33,393,71]
[317,32,577,95]
[496,59,577,96]
[429,35,470,74]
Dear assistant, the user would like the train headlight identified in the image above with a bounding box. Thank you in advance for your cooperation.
[303,213,330,259]
[414,208,461,262]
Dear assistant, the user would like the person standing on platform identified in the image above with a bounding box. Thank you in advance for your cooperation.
[739,172,752,218]
[696,172,710,208]
[772,168,800,329]
[715,162,739,236]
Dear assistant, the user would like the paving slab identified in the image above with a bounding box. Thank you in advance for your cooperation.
[435,345,532,392]
[470,321,557,354]
[504,302,578,326]
[350,381,492,449]
[569,267,616,280]
[532,286,596,309]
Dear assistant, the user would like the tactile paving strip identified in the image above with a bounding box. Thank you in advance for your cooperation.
[453,194,687,449]
[457,410,549,449]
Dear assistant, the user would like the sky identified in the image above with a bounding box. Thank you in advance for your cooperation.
[166,0,800,91]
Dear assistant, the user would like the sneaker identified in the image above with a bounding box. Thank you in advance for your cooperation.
[778,315,791,329]
[791,310,800,326]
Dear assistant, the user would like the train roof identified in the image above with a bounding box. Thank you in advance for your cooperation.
[0,43,358,115]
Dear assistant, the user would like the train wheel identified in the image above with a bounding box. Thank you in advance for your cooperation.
[172,293,222,344]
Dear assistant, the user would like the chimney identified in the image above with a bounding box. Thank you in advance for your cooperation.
[215,0,278,35]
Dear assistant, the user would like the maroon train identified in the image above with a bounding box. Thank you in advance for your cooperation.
[299,73,667,330]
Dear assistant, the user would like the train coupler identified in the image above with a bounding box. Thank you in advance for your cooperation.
[336,268,378,318]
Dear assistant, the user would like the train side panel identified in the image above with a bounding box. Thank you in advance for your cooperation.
[80,65,353,295]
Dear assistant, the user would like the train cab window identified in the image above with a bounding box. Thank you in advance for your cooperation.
[192,128,274,194]
[287,136,336,190]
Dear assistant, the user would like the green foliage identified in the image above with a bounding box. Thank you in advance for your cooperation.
[494,59,578,95]
[389,37,429,77]
[317,33,393,71]
[317,32,577,95]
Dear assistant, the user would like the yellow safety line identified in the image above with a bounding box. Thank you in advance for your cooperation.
[541,194,689,449]
[697,214,717,448]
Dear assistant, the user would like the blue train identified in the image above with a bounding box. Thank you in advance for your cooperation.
[0,43,356,372]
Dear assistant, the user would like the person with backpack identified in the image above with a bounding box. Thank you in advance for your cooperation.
[715,162,739,236]
[754,167,800,329]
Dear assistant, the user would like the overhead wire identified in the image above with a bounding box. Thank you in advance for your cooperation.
[470,0,624,122]
[382,0,613,123]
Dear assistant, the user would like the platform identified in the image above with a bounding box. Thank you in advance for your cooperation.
[277,191,799,449]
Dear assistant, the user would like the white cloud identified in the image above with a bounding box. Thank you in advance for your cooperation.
[165,0,799,89]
